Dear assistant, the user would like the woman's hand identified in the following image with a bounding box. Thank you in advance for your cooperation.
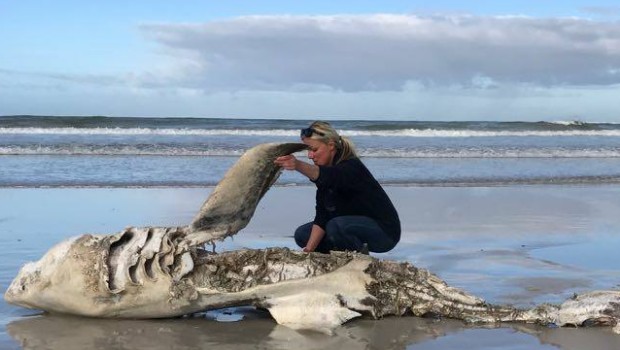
[275,154,319,181]
[274,155,297,170]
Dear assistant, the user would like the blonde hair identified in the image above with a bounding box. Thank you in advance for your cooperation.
[304,121,357,164]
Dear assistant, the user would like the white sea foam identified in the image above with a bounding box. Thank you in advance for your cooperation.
[3,127,620,138]
[3,145,620,158]
[0,127,295,137]
[360,148,620,158]
[345,129,620,138]
[549,120,588,126]
[0,145,245,156]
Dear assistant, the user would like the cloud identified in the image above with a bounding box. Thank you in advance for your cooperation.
[0,68,123,88]
[139,14,620,92]
[580,6,620,17]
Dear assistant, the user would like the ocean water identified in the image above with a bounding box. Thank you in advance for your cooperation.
[2,115,620,187]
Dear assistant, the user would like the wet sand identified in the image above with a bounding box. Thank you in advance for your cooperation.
[1,185,620,349]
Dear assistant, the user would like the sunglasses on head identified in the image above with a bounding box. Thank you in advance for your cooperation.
[300,127,325,138]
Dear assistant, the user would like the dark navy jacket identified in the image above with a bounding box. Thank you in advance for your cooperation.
[312,157,401,243]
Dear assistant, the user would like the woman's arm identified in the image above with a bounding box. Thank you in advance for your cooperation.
[303,224,326,252]
[274,155,319,181]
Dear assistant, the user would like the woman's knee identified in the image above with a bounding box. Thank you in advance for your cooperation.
[294,222,313,247]
[325,216,394,253]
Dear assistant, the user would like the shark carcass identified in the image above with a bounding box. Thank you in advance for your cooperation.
[5,143,620,333]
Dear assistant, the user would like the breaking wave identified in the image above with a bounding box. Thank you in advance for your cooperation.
[4,127,620,138]
[3,144,620,158]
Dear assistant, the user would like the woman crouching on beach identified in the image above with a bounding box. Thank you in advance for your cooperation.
[274,121,400,254]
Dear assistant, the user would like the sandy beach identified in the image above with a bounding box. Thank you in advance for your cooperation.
[2,185,620,349]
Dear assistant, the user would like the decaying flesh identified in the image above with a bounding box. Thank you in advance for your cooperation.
[4,142,620,333]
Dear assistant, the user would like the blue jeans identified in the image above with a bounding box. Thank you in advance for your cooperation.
[294,216,397,254]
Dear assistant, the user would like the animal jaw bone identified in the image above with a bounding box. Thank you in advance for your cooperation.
[4,142,620,333]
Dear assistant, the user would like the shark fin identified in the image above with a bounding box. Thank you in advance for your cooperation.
[265,292,361,333]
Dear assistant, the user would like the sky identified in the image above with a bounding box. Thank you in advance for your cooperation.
[1,1,619,121]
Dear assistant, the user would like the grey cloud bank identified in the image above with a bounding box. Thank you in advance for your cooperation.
[2,13,620,121]
[140,14,620,91]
